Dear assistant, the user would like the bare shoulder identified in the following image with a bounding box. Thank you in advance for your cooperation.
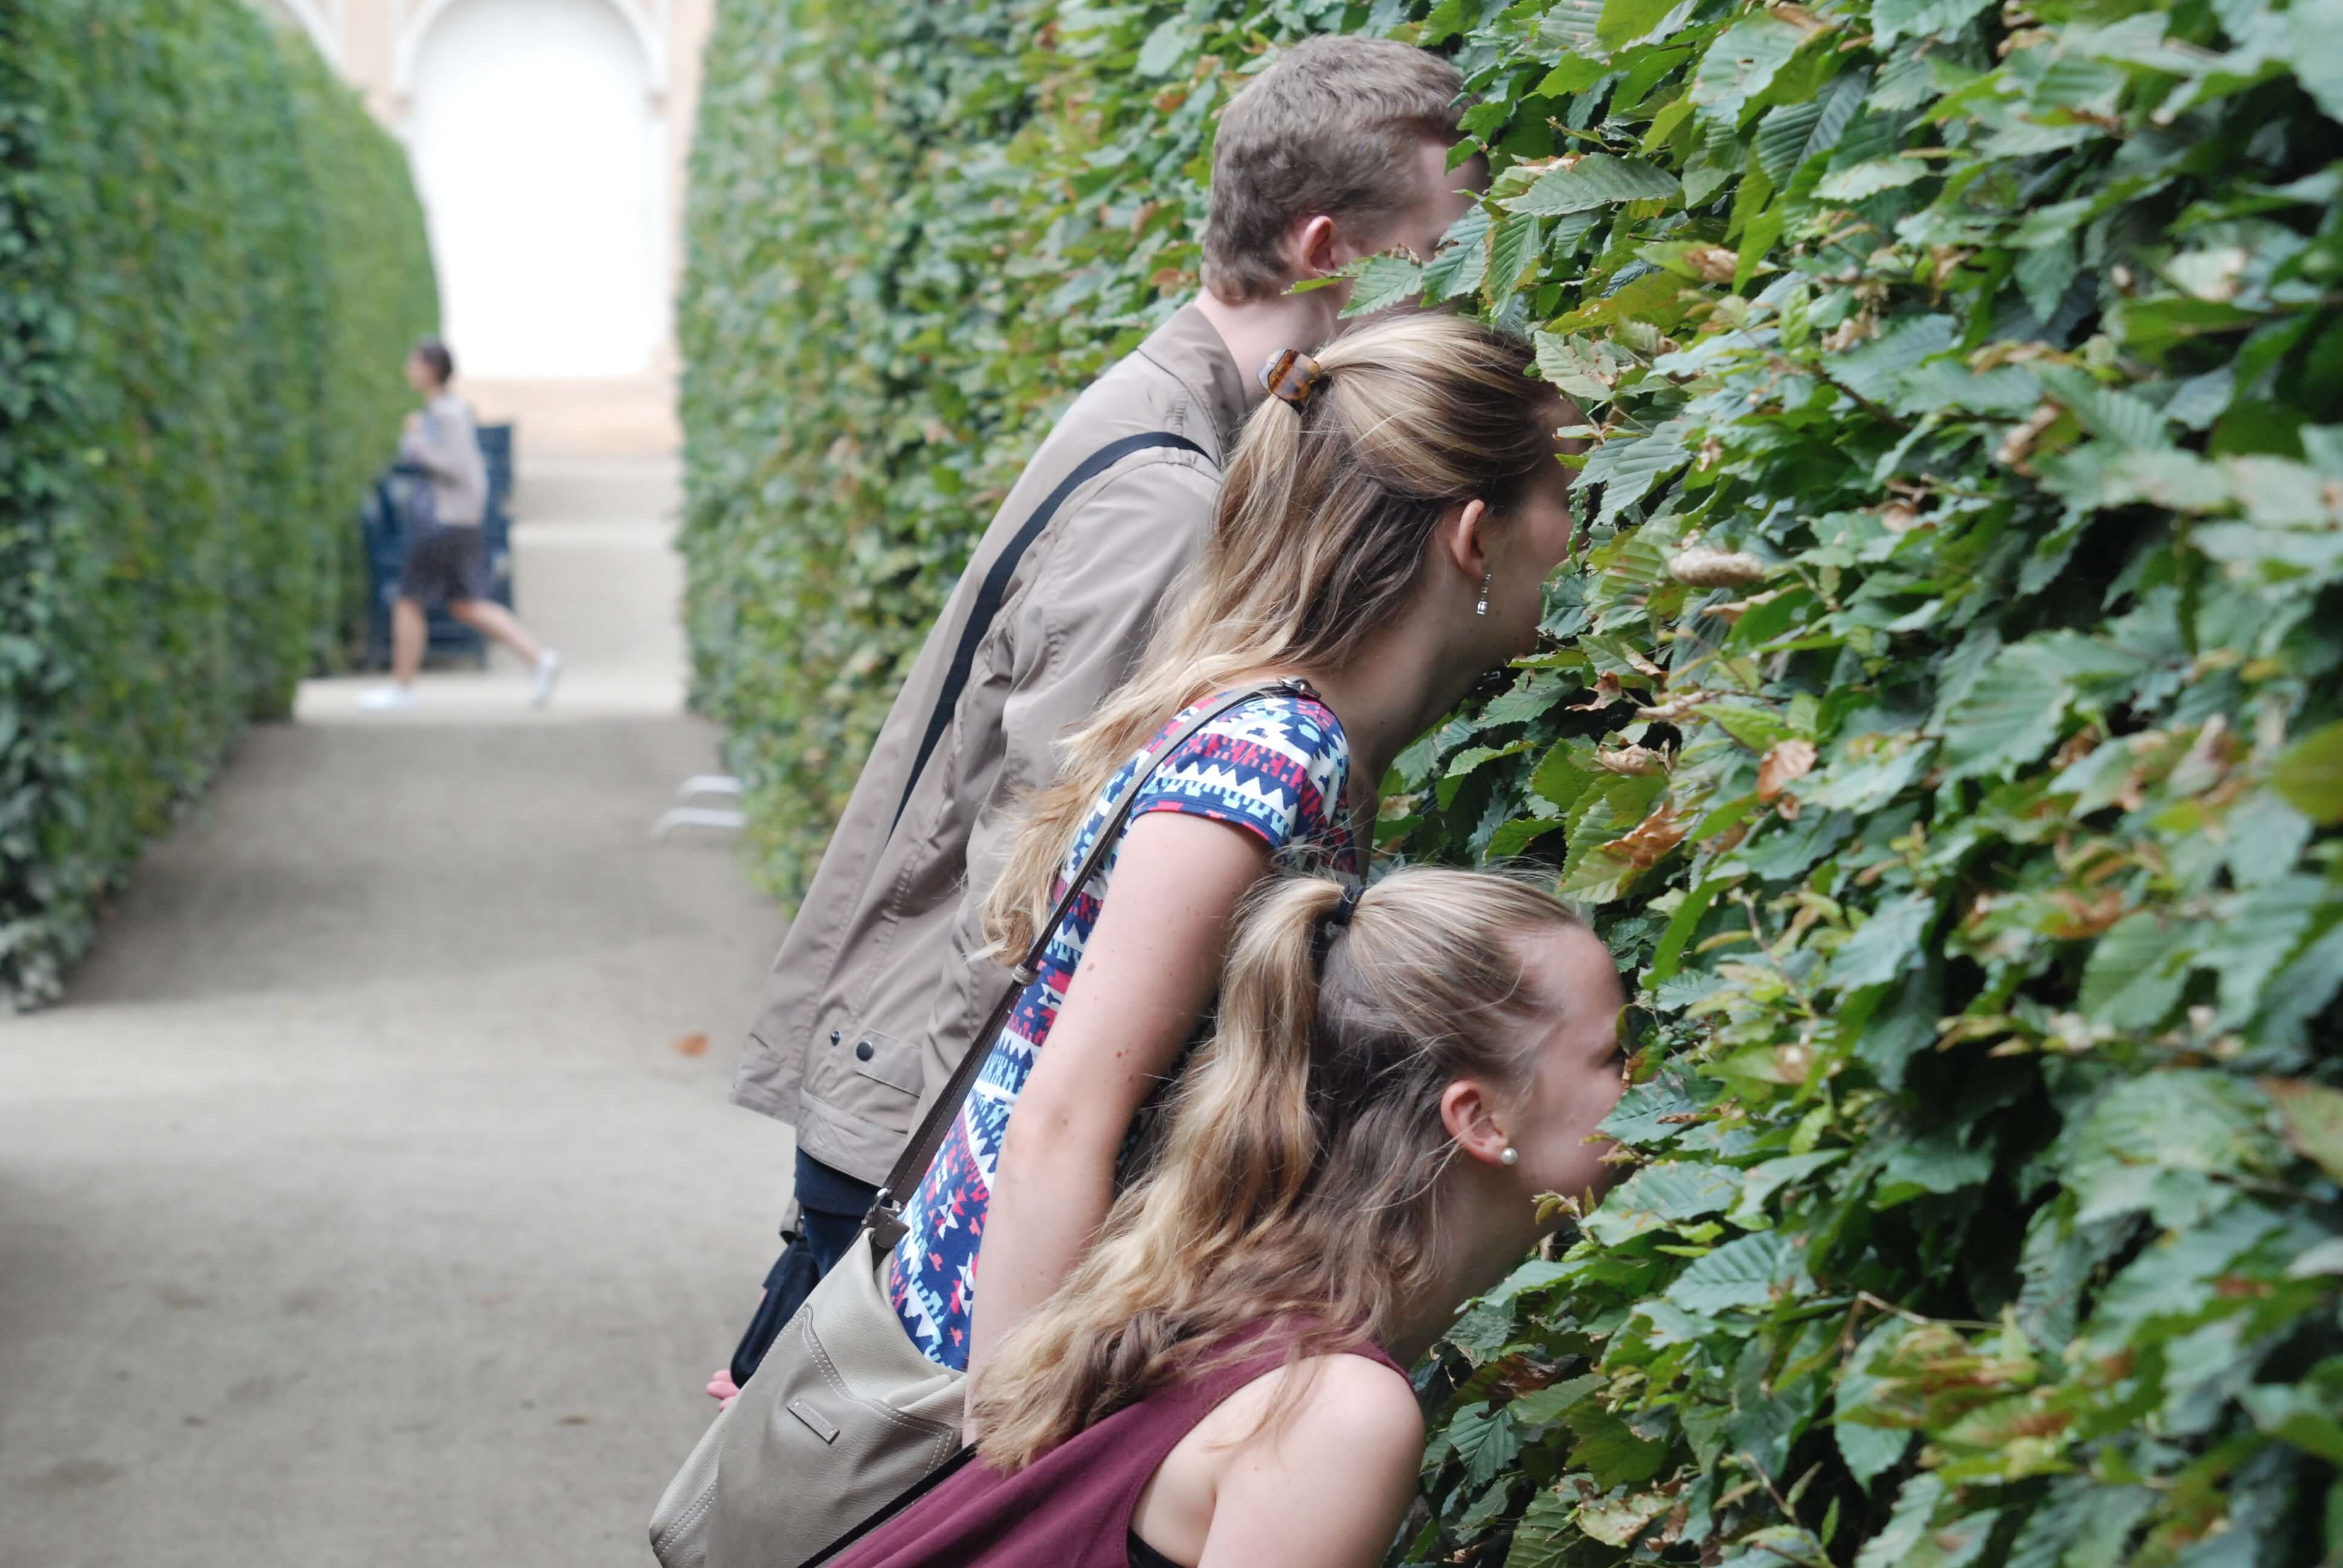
[1282,1352,1423,1459]
[1189,1350,1421,1471]
[1190,1354,1423,1567]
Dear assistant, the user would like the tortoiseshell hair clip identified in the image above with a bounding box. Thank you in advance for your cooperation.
[1259,348,1326,408]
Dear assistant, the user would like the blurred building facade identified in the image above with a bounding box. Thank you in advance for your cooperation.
[251,0,713,452]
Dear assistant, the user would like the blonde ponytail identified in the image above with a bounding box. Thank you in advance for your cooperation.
[970,866,1588,1469]
[977,313,1568,961]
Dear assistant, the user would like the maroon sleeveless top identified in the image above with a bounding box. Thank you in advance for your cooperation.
[831,1330,1407,1568]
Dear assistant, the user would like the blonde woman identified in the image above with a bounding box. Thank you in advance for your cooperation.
[880,312,1583,1385]
[836,867,1631,1567]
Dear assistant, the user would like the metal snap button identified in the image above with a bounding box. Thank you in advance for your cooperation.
[854,1040,874,1062]
[830,1030,842,1044]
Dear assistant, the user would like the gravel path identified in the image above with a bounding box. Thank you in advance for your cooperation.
[0,460,791,1566]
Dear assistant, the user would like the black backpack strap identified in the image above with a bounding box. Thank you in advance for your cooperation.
[889,431,1210,836]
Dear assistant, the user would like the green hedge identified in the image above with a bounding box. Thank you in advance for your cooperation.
[0,1,437,1007]
[683,0,2342,1561]
[280,38,445,664]
[681,2,1071,891]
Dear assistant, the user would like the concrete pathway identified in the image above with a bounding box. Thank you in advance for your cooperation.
[0,455,793,1566]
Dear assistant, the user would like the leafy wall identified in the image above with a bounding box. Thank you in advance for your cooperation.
[0,1,439,1007]
[681,0,2342,1561]
[681,2,1114,890]
[280,38,447,662]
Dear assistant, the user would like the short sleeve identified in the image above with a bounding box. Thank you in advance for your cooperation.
[1129,697,1350,858]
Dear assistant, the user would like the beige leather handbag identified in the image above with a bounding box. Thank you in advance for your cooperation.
[649,684,1300,1568]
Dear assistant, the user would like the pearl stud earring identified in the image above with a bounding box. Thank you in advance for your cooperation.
[1499,1146,1519,1166]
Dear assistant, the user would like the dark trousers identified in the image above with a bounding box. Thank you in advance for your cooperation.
[728,1148,880,1387]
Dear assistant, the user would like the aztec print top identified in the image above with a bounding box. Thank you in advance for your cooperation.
[885,689,1355,1367]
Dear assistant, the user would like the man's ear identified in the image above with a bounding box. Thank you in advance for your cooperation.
[1293,214,1341,278]
[1440,1077,1510,1168]
[1438,497,1493,584]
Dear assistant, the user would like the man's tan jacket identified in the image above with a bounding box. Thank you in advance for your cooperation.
[730,305,1257,1187]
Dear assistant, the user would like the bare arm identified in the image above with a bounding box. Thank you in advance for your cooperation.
[962,810,1270,1387]
[1199,1357,1423,1568]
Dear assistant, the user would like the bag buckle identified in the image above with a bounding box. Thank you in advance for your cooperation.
[863,1189,909,1253]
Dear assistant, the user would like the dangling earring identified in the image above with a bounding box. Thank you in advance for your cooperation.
[1499,1146,1519,1166]
[1474,570,1492,617]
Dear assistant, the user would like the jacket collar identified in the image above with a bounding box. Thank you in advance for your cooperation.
[1136,302,1260,456]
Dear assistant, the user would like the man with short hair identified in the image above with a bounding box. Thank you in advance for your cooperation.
[716,34,1483,1391]
[360,336,563,711]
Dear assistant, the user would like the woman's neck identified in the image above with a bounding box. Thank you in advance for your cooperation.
[1292,606,1480,823]
[1385,1173,1546,1366]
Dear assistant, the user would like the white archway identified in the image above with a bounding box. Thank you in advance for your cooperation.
[395,0,665,97]
[403,0,665,378]
[252,0,342,68]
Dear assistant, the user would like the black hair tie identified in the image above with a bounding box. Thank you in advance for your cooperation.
[1311,882,1366,972]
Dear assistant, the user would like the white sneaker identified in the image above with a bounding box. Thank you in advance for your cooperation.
[529,650,565,710]
[358,685,417,712]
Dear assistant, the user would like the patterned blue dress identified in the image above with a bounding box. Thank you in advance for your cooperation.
[884,690,1355,1368]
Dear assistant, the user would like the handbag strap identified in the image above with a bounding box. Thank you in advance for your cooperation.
[863,676,1312,1245]
[801,1446,977,1568]
[889,431,1211,837]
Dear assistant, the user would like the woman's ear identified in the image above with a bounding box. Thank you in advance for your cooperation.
[1440,1077,1510,1168]
[1438,497,1493,584]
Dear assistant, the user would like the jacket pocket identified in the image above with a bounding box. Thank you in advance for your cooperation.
[845,1028,920,1099]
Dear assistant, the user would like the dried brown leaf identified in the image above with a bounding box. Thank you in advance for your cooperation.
[1598,743,1668,775]
[1994,401,2060,472]
[1685,244,1739,284]
[1668,547,1769,587]
[1614,805,1691,869]
[1571,672,1626,710]
[1757,739,1818,801]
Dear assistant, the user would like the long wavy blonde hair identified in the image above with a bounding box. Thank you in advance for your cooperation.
[969,865,1591,1469]
[977,313,1565,959]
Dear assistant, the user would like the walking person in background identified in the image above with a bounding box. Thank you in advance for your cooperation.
[361,336,563,712]
[831,867,1630,1568]
[714,34,1488,1397]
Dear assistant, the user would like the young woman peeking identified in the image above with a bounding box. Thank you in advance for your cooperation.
[835,866,1632,1567]
[877,312,1583,1381]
